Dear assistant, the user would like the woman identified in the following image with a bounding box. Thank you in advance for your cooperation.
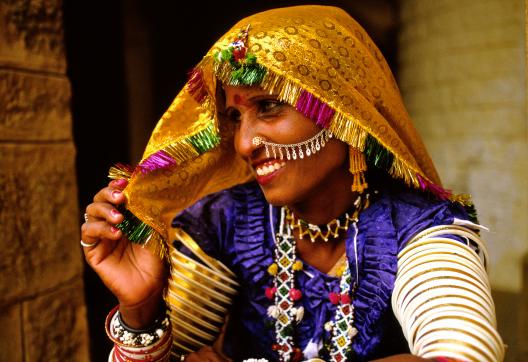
[81,5,504,362]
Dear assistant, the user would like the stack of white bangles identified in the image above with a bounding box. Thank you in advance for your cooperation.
[392,223,505,362]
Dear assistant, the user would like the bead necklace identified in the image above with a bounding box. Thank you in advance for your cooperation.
[265,200,366,362]
[285,195,368,243]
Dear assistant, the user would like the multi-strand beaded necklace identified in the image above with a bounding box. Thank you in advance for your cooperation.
[265,194,369,362]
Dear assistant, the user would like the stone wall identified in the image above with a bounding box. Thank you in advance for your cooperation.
[398,0,526,360]
[0,0,89,360]
[398,0,527,293]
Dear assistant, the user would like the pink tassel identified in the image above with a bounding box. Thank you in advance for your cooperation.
[187,68,207,103]
[265,286,277,300]
[289,288,302,301]
[137,150,176,174]
[417,174,452,200]
[328,292,340,305]
[417,174,427,190]
[295,90,335,128]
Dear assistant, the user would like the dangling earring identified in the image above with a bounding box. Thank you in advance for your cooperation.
[349,147,368,193]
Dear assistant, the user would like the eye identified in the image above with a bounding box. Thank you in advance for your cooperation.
[224,109,241,123]
[258,99,284,115]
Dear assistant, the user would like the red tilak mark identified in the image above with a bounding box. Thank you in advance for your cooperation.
[234,94,245,105]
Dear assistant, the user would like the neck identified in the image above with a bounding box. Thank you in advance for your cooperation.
[288,167,357,225]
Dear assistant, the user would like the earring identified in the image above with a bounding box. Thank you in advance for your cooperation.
[252,128,332,160]
[349,147,368,193]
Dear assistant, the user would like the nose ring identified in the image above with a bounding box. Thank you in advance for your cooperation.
[252,128,332,160]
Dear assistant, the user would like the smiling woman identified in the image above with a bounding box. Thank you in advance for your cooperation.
[224,85,352,211]
[80,5,504,362]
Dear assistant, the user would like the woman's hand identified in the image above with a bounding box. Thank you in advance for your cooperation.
[81,179,168,328]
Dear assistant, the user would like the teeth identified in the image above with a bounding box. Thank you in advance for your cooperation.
[256,161,286,176]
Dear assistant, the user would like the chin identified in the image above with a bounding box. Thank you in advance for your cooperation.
[260,192,288,207]
[258,186,292,207]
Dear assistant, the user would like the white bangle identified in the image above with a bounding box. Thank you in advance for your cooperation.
[392,223,505,362]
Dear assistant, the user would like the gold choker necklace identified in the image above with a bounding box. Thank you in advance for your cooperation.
[285,194,369,243]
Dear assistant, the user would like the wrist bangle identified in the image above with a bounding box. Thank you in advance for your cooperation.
[117,308,167,334]
[106,305,170,348]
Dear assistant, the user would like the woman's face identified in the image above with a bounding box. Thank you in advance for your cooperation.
[223,85,350,207]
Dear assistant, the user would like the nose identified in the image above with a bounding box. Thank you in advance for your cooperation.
[234,114,258,159]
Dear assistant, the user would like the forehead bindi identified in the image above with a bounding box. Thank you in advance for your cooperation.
[224,86,271,109]
[233,94,246,106]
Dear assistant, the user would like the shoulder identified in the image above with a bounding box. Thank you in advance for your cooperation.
[170,181,265,261]
[365,184,470,248]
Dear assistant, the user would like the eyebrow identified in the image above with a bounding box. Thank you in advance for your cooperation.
[225,93,280,111]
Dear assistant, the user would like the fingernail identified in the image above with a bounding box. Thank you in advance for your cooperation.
[111,209,120,217]
[111,226,120,233]
[115,179,128,187]
[112,190,122,199]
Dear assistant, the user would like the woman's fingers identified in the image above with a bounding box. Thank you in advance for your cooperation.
[93,178,128,205]
[86,180,128,224]
[82,220,122,242]
[80,220,124,264]
[81,181,128,263]
[109,178,128,189]
[93,186,126,205]
[85,202,124,224]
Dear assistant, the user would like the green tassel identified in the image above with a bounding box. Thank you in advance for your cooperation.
[364,135,394,171]
[188,122,221,154]
[220,48,234,63]
[245,53,257,64]
[229,64,267,86]
[116,208,155,244]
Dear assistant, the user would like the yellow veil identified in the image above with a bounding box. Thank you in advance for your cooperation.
[111,5,469,256]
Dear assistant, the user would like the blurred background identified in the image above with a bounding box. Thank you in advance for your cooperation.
[0,0,526,361]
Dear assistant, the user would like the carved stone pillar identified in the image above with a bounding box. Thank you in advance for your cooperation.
[0,0,89,360]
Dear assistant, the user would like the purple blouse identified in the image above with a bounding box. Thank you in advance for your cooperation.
[172,181,469,361]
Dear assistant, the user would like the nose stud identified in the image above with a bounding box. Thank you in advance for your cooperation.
[252,128,332,160]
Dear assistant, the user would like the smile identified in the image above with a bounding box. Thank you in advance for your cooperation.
[255,161,286,176]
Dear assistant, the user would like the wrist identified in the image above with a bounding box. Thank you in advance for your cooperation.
[119,293,165,329]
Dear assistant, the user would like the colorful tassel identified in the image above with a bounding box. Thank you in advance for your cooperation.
[187,121,221,153]
[114,208,167,258]
[364,135,393,171]
[137,150,177,174]
[116,208,155,243]
[187,67,207,103]
[137,116,220,174]
[296,90,335,128]
[214,59,267,86]
[349,147,368,193]
[108,163,134,181]
[328,113,368,150]
[416,174,452,200]
[213,25,267,86]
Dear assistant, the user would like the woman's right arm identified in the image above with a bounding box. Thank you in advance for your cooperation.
[82,179,231,361]
[81,178,167,328]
